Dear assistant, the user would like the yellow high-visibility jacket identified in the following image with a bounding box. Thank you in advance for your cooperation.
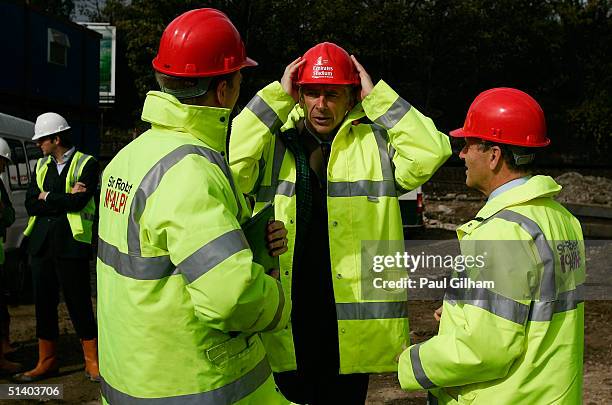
[230,80,451,373]
[399,176,585,404]
[97,91,290,404]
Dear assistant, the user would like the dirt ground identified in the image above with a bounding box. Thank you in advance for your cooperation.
[1,209,610,403]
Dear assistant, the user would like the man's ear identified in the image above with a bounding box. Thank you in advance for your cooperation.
[489,146,503,170]
[215,80,228,107]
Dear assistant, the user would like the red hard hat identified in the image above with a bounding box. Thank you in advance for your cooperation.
[152,8,257,77]
[450,88,550,147]
[296,42,359,86]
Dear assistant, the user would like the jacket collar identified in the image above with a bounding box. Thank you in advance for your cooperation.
[457,175,562,238]
[476,175,561,220]
[141,91,231,153]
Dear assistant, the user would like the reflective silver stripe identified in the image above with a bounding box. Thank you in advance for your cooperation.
[128,145,241,255]
[72,153,91,185]
[328,179,396,197]
[262,281,285,332]
[100,356,272,405]
[445,285,530,325]
[256,138,287,203]
[38,156,50,171]
[374,96,411,129]
[336,301,407,320]
[371,125,395,181]
[276,180,295,197]
[410,343,436,389]
[529,284,584,322]
[245,95,283,133]
[178,229,249,284]
[492,210,556,301]
[98,237,175,280]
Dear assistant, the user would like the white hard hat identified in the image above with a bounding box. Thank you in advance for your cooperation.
[0,137,12,162]
[33,112,71,141]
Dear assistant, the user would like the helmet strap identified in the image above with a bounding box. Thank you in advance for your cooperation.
[509,145,536,165]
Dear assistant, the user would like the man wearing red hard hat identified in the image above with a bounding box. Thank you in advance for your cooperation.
[230,42,451,403]
[398,88,585,404]
[96,9,290,404]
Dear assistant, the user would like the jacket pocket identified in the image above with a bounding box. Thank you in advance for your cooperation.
[206,334,264,377]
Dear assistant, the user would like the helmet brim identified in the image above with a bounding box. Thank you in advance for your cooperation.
[243,57,258,67]
[449,128,466,138]
[152,56,258,78]
[295,79,359,86]
[32,126,71,141]
[449,127,551,147]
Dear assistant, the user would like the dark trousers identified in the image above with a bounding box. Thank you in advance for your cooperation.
[274,370,369,405]
[31,248,96,340]
[0,266,8,339]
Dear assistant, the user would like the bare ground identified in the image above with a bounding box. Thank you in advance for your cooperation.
[1,219,610,404]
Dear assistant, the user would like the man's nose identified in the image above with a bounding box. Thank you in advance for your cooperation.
[315,95,327,109]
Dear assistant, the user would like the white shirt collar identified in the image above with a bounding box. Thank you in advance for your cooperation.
[488,176,531,201]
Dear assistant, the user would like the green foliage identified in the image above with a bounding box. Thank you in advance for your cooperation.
[31,0,75,18]
[96,0,611,160]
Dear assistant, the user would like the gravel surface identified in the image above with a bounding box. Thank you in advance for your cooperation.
[555,172,612,206]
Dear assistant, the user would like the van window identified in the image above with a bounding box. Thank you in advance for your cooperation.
[5,139,30,190]
[26,142,43,176]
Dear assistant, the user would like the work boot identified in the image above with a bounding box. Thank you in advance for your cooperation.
[81,338,100,382]
[0,342,22,375]
[13,339,58,382]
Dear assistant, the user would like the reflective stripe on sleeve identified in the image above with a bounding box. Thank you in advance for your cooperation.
[256,138,288,202]
[410,343,436,389]
[245,95,283,133]
[261,281,286,332]
[98,238,175,280]
[100,356,272,404]
[374,96,412,129]
[178,229,250,284]
[445,285,530,325]
[336,301,408,320]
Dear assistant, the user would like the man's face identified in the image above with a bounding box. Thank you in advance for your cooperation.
[459,137,492,192]
[36,135,57,156]
[300,84,354,136]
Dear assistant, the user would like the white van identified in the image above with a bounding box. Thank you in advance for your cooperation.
[0,112,42,301]
[399,185,424,236]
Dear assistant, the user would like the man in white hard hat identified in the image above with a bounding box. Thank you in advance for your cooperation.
[14,113,100,382]
[0,138,20,376]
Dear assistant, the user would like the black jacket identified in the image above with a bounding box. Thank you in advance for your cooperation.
[0,178,15,241]
[24,151,99,258]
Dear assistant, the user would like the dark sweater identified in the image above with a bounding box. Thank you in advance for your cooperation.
[24,151,98,258]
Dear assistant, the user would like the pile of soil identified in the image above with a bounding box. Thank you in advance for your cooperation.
[555,172,612,206]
